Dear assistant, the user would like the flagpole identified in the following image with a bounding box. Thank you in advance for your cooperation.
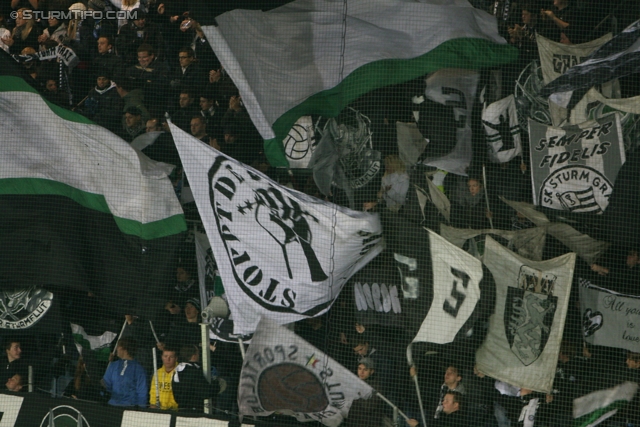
[375,391,410,422]
[482,164,494,229]
[407,344,428,427]
[200,322,212,415]
[152,347,160,408]
[238,337,246,360]
[149,320,160,344]
[107,318,128,369]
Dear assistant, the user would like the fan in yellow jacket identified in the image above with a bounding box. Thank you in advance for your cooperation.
[150,348,179,410]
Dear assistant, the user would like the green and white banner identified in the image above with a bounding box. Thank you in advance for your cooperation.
[203,0,516,166]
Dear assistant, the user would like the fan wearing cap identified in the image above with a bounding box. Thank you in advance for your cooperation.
[77,71,122,133]
[159,298,202,351]
[345,357,386,427]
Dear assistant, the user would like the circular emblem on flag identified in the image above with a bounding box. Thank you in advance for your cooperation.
[39,405,90,427]
[208,156,331,315]
[257,363,329,412]
[539,166,612,214]
[0,286,53,330]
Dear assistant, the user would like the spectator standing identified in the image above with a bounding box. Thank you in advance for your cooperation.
[169,47,207,94]
[78,72,123,134]
[90,36,123,82]
[191,115,217,148]
[149,348,179,410]
[172,344,222,412]
[102,337,148,407]
[116,9,163,66]
[170,89,199,132]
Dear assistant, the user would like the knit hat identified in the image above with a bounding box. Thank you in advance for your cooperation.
[185,298,201,311]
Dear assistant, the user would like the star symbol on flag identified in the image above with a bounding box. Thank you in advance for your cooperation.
[237,199,254,215]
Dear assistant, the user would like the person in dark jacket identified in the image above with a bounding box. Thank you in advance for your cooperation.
[78,72,123,134]
[172,344,221,412]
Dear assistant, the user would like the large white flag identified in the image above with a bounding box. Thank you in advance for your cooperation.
[239,317,373,426]
[573,382,638,427]
[170,123,384,335]
[476,237,575,393]
[412,229,483,344]
[202,0,516,167]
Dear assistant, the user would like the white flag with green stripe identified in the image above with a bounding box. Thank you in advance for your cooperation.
[573,382,638,427]
[203,0,517,167]
[71,323,117,361]
[0,75,185,239]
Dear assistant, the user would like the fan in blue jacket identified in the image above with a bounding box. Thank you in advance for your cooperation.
[102,337,148,407]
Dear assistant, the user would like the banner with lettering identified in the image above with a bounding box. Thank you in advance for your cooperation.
[238,317,373,426]
[536,33,612,126]
[528,113,625,213]
[580,283,640,353]
[349,251,404,329]
[0,286,64,335]
[476,237,575,393]
[171,123,384,335]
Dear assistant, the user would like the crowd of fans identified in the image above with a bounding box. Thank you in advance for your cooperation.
[2,0,640,426]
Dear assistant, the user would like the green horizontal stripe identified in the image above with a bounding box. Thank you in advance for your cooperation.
[573,400,628,427]
[265,37,518,167]
[0,178,186,240]
[0,76,96,125]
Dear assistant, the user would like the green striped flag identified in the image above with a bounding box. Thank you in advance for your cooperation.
[0,53,187,320]
[573,382,638,427]
[203,0,517,167]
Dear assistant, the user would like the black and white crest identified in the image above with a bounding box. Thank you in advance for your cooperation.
[0,286,53,330]
[504,266,558,366]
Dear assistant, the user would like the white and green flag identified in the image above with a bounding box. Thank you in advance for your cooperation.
[70,323,117,361]
[573,382,638,427]
[0,63,186,319]
[202,0,517,166]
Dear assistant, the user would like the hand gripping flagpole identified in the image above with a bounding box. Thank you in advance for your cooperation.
[107,318,128,370]
[407,343,428,427]
[152,347,160,407]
